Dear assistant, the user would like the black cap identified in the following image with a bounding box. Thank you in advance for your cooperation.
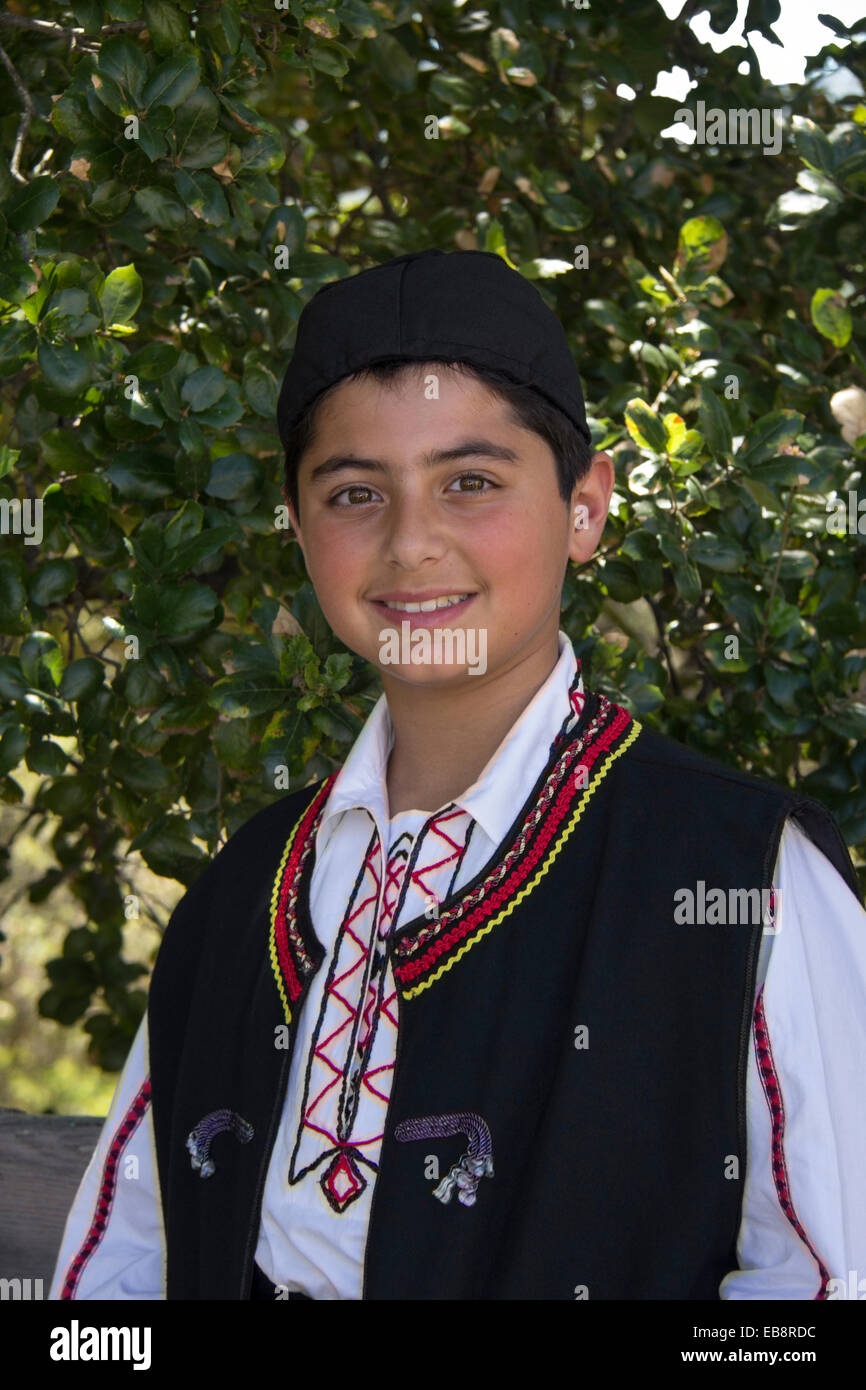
[276,248,591,448]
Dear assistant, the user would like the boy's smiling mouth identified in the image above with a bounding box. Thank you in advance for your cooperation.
[369,591,476,624]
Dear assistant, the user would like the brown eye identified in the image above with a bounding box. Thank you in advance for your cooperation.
[332,485,376,506]
[451,473,493,492]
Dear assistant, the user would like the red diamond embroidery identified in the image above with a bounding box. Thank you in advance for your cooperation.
[321,1151,367,1211]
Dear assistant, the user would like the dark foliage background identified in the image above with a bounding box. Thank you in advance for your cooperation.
[0,0,864,1073]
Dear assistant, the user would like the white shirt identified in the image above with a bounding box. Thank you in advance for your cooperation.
[49,632,866,1300]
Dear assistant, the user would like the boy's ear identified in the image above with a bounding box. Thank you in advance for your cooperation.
[280,483,305,555]
[567,452,614,566]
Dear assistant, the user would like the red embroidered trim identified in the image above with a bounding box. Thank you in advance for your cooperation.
[392,701,633,988]
[392,695,618,962]
[274,773,338,1002]
[59,1077,152,1299]
[753,988,831,1299]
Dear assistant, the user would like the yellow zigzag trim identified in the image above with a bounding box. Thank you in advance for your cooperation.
[268,807,308,1025]
[402,718,644,1001]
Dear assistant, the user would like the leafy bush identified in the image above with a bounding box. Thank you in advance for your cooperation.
[0,0,864,1069]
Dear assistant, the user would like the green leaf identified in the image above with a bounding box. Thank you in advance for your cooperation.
[4,177,60,232]
[584,298,631,337]
[176,130,230,171]
[309,40,351,79]
[30,559,77,607]
[810,288,852,347]
[105,0,143,18]
[0,444,20,477]
[138,121,170,162]
[124,342,179,379]
[89,180,133,221]
[541,194,591,232]
[688,534,746,572]
[601,558,642,603]
[97,35,147,103]
[671,554,702,603]
[243,363,278,417]
[37,343,92,394]
[0,726,28,777]
[131,581,220,639]
[129,813,208,882]
[699,386,733,458]
[199,0,241,55]
[368,33,416,92]
[71,3,102,32]
[624,398,667,453]
[291,582,333,660]
[769,189,831,226]
[0,656,27,699]
[52,90,100,140]
[59,657,104,701]
[134,186,187,230]
[763,662,806,713]
[181,365,226,411]
[204,453,263,500]
[142,53,200,110]
[99,264,143,326]
[106,451,176,498]
[172,87,219,157]
[41,775,96,818]
[669,429,703,470]
[737,411,804,467]
[518,258,573,279]
[27,740,69,776]
[830,702,866,740]
[20,631,63,688]
[791,116,836,175]
[143,0,190,53]
[163,524,234,575]
[677,215,727,268]
[0,320,37,375]
[172,169,229,225]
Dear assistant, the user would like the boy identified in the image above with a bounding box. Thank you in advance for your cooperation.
[51,248,866,1300]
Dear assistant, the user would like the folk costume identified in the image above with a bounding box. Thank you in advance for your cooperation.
[51,251,866,1299]
[50,634,866,1300]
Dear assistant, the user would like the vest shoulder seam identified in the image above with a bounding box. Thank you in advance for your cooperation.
[626,741,794,801]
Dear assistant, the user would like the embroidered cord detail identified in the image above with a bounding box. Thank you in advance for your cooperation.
[393,694,621,961]
[395,1111,494,1206]
[396,706,641,998]
[269,773,339,1023]
[60,1077,152,1299]
[753,987,831,1299]
[288,804,475,1208]
[186,1109,254,1178]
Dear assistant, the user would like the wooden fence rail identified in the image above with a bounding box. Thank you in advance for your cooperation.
[0,1106,102,1292]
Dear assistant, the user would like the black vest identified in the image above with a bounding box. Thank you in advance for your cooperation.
[147,689,860,1299]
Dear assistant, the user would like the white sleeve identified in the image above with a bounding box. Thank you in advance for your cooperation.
[49,1011,165,1300]
[721,816,866,1299]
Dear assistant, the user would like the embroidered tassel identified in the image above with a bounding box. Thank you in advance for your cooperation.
[394,1111,494,1207]
[186,1109,254,1178]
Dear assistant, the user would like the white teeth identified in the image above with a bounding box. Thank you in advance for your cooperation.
[382,594,470,612]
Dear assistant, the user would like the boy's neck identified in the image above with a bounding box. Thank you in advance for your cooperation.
[383,632,561,816]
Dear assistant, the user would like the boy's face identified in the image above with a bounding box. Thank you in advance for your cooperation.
[286,366,613,689]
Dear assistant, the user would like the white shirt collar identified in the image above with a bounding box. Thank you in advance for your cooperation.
[322,630,582,847]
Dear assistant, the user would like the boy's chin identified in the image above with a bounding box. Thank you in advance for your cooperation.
[377,661,488,685]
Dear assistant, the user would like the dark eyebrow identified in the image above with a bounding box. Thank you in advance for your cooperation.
[308,438,520,483]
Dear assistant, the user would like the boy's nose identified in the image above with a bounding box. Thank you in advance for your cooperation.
[380,491,449,568]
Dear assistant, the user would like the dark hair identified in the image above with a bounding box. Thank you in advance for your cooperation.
[282,357,593,518]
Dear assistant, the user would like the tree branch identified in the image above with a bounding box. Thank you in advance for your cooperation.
[0,41,34,183]
[0,15,145,36]
[647,596,681,696]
